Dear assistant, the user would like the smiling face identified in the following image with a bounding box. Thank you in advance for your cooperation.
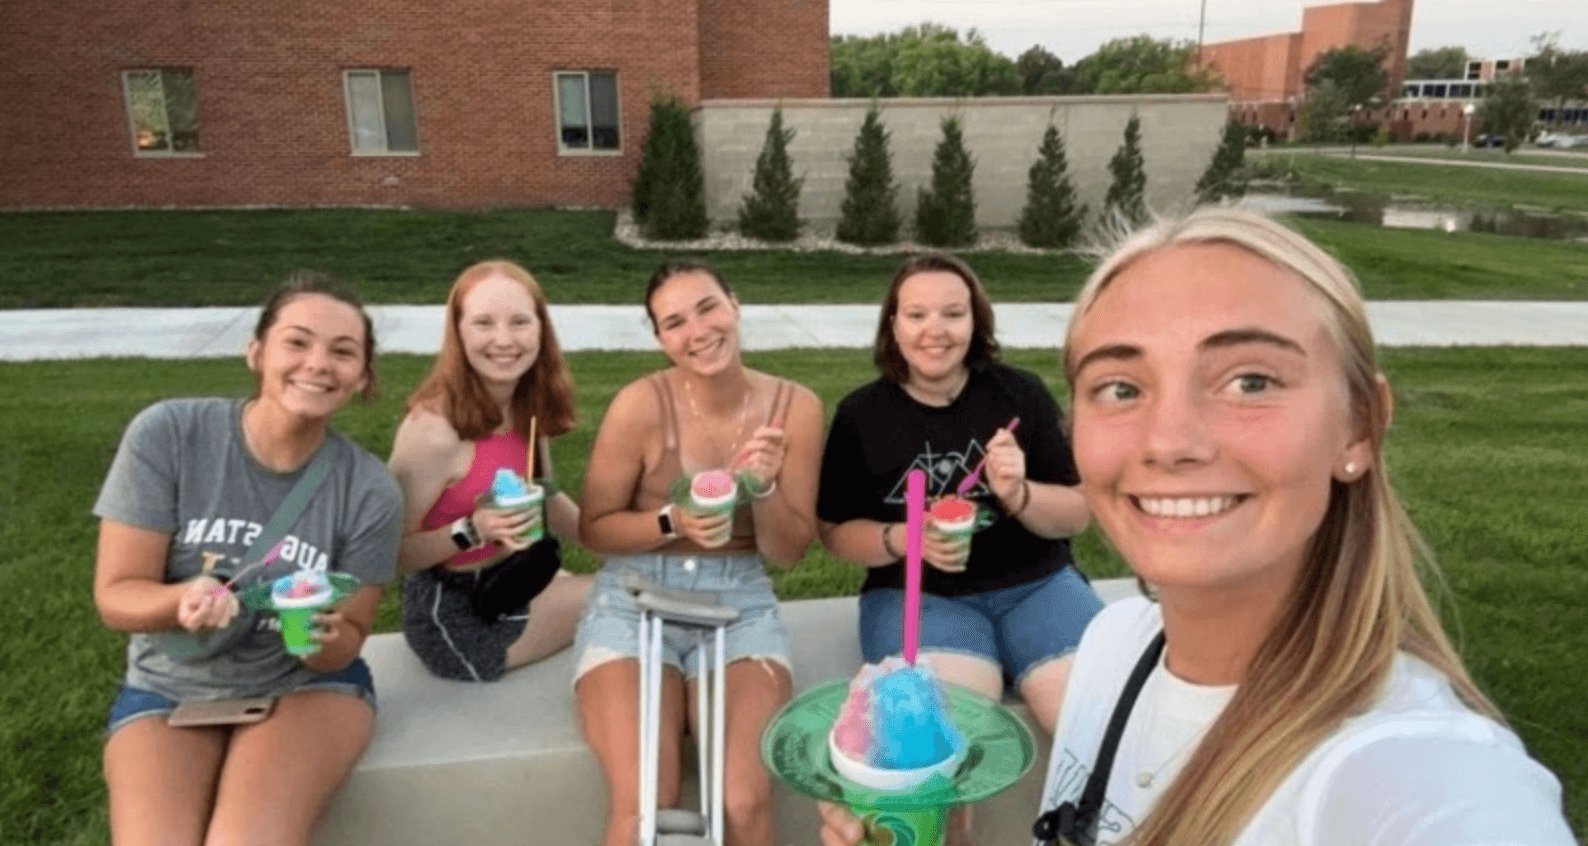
[892,270,973,388]
[1067,242,1373,600]
[246,293,369,421]
[649,269,740,375]
[458,271,542,392]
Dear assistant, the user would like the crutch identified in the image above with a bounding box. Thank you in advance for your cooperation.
[624,572,740,846]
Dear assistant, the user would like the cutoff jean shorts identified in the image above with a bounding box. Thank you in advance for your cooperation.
[104,657,377,737]
[572,552,792,685]
[858,565,1103,687]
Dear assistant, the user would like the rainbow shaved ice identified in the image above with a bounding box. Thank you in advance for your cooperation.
[830,657,965,781]
[271,570,332,608]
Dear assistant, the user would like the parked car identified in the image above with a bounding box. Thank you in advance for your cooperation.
[1473,133,1506,148]
[1536,131,1588,149]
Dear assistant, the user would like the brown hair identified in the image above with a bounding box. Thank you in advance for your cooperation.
[642,258,735,331]
[253,269,379,401]
[872,253,1001,383]
[405,260,576,442]
[1063,207,1499,846]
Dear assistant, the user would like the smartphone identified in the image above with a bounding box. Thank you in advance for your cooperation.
[167,697,276,727]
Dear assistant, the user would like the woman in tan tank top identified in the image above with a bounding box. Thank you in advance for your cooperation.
[574,260,824,846]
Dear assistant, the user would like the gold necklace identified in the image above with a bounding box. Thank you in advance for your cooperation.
[680,372,757,467]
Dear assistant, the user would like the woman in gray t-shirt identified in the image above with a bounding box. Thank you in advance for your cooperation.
[92,272,400,846]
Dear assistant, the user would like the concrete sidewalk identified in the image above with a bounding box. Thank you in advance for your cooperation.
[3,301,1588,361]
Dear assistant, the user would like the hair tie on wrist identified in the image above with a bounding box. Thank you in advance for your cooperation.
[1009,480,1032,517]
[752,479,778,500]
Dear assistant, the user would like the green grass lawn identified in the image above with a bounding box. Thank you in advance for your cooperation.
[2,346,1585,842]
[2,207,1586,308]
[1357,146,1588,170]
[1255,150,1588,214]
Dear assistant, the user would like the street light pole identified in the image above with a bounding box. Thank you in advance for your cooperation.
[1462,103,1476,153]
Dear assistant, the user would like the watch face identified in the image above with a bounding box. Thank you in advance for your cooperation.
[658,508,675,537]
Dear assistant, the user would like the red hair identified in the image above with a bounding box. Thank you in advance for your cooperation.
[406,260,577,442]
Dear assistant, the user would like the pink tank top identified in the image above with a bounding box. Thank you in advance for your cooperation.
[421,431,531,570]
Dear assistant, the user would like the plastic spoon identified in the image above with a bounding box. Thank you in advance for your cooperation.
[902,468,926,666]
[956,417,1021,497]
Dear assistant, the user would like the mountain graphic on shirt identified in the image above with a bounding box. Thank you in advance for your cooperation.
[883,438,987,504]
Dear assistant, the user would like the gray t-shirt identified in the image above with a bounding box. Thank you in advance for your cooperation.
[94,398,401,701]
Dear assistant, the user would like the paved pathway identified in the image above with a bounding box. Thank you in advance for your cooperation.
[3,302,1587,361]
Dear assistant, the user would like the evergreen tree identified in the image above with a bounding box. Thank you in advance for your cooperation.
[1195,119,1249,204]
[631,94,707,240]
[1103,114,1148,226]
[1016,123,1086,248]
[914,116,977,247]
[836,106,901,246]
[737,107,803,242]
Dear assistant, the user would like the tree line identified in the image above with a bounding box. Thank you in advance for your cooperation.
[830,25,1224,99]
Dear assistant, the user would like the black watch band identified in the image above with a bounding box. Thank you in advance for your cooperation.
[450,516,478,550]
[657,504,680,540]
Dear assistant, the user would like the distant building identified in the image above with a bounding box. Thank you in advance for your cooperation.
[1201,0,1413,139]
[0,0,830,211]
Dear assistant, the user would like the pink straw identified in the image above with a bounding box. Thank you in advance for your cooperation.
[956,416,1021,497]
[902,468,926,666]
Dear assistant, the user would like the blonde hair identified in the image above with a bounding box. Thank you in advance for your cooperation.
[1063,207,1501,846]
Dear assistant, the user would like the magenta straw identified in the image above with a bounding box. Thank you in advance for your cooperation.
[956,416,1021,497]
[902,468,927,666]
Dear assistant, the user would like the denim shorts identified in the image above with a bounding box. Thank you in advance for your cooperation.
[858,566,1102,687]
[104,657,377,737]
[573,552,791,684]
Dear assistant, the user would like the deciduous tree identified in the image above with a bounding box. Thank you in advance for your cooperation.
[1071,35,1222,94]
[830,24,1019,98]
[1017,45,1076,94]
[1406,46,1470,79]
[1479,74,1538,152]
[1526,33,1588,129]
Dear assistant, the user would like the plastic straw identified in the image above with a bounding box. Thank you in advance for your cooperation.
[956,416,1022,497]
[902,468,926,666]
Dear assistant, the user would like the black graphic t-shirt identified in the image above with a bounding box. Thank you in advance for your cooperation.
[817,364,1079,597]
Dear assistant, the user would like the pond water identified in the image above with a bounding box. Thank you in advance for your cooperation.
[1238,191,1588,241]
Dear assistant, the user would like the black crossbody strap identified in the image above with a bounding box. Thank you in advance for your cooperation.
[1033,629,1166,845]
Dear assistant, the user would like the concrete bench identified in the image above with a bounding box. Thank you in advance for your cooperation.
[313,577,1140,846]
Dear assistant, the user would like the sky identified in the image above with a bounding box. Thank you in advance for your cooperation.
[829,0,1585,66]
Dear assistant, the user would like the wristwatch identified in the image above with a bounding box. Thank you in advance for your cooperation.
[450,516,480,550]
[657,504,680,541]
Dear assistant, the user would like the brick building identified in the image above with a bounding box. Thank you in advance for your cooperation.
[0,0,829,210]
[1200,0,1412,139]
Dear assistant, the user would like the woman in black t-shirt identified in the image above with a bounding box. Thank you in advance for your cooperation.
[816,254,1103,751]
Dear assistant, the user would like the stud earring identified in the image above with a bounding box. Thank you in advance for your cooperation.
[1344,461,1357,476]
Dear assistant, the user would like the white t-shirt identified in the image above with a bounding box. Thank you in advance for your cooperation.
[1034,597,1574,846]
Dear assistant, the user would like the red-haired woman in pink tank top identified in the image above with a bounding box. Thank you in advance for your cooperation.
[388,259,592,682]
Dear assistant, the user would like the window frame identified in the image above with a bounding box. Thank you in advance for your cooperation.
[121,68,203,158]
[342,68,421,157]
[553,70,623,156]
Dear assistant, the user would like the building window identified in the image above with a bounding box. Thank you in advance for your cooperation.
[343,70,418,155]
[555,71,620,153]
[123,69,201,155]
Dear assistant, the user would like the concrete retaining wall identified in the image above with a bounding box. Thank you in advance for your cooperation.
[697,94,1230,230]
